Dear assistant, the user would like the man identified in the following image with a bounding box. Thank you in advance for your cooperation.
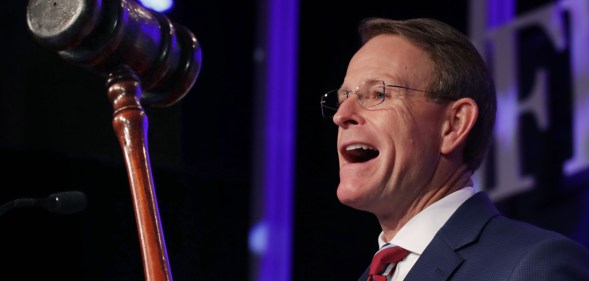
[320,17,589,280]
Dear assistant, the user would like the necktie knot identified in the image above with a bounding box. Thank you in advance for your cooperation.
[367,245,409,281]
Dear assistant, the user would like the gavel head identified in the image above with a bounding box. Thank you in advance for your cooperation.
[26,0,202,107]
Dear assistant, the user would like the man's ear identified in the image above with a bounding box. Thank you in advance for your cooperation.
[440,98,478,155]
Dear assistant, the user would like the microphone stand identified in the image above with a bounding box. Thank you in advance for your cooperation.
[0,199,36,216]
[107,66,173,281]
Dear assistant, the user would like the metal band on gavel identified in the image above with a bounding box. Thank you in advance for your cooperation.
[26,0,203,280]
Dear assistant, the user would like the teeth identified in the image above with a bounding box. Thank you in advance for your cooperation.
[343,143,380,163]
[346,144,375,151]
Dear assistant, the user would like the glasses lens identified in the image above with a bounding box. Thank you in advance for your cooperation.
[320,90,341,118]
[362,82,386,107]
[320,80,388,118]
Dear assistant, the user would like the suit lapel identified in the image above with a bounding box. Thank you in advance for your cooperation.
[404,238,463,281]
[405,192,500,281]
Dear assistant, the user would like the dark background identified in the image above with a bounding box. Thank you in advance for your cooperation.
[1,0,585,280]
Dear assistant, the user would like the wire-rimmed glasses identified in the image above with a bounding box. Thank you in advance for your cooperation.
[320,80,431,118]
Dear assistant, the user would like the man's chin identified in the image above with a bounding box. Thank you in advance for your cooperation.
[336,183,372,211]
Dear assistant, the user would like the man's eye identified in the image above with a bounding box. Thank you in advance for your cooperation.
[374,91,386,100]
[368,90,387,101]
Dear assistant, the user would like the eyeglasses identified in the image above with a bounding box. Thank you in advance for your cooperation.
[320,80,431,118]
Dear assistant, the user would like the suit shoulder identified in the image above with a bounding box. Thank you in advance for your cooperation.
[478,214,589,257]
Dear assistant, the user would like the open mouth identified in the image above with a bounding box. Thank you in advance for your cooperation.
[343,144,379,163]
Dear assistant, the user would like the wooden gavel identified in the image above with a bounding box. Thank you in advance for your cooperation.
[26,0,203,280]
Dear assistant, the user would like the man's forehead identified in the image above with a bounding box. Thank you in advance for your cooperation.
[345,35,432,90]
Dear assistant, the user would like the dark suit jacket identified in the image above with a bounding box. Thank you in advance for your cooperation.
[358,191,589,281]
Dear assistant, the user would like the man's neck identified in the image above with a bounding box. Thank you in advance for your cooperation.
[378,165,473,242]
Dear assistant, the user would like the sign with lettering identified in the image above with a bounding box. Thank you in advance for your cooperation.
[470,0,589,246]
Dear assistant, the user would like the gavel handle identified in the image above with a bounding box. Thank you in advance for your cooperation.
[107,66,173,281]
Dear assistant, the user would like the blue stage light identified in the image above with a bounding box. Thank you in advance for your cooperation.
[139,0,173,13]
[248,220,268,255]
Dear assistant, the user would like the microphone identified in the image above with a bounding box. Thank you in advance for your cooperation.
[0,191,88,216]
[26,0,202,107]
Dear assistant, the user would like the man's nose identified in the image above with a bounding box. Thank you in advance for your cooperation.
[333,94,363,127]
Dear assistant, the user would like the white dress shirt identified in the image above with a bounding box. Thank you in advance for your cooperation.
[376,187,475,280]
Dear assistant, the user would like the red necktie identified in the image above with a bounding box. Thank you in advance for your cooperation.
[367,245,410,281]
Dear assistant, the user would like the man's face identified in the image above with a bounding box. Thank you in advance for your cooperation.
[334,34,449,216]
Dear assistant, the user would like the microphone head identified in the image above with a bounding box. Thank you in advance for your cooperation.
[46,191,88,215]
